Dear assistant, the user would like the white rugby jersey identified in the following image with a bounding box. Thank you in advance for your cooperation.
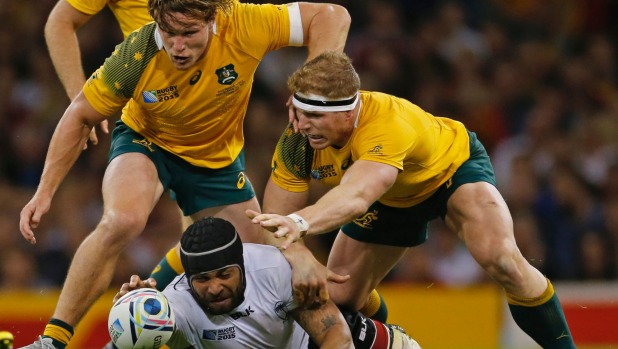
[164,243,309,348]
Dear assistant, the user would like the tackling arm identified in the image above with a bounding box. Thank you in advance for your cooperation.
[248,178,350,308]
[251,160,398,249]
[256,176,308,257]
[259,177,309,239]
[297,160,398,234]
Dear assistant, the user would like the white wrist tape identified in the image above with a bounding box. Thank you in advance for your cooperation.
[287,213,309,236]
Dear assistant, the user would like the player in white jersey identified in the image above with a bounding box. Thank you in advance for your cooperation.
[167,243,313,348]
[115,217,421,349]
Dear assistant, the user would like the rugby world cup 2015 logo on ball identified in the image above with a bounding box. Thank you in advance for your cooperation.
[108,288,175,349]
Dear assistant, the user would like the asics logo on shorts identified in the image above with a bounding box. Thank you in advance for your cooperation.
[132,138,154,152]
[353,210,379,229]
[237,172,246,189]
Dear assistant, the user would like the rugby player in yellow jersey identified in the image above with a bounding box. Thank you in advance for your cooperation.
[249,51,577,349]
[18,1,350,348]
[46,0,198,294]
[44,0,387,326]
[45,0,152,147]
[46,0,193,302]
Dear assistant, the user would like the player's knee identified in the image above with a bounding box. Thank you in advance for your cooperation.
[472,239,523,281]
[97,211,148,246]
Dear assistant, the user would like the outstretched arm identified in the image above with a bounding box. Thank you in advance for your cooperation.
[248,178,350,308]
[19,93,108,244]
[252,160,399,249]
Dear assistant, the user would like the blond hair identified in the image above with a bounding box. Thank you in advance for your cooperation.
[149,0,235,32]
[288,51,360,99]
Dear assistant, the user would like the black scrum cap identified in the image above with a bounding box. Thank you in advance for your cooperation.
[180,217,245,281]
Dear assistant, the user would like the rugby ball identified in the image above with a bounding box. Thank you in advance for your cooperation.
[108,288,175,349]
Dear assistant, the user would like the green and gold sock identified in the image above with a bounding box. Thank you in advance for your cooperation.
[360,289,388,323]
[149,247,185,291]
[42,318,74,349]
[507,279,575,349]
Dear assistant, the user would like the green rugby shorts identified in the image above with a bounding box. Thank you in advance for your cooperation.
[342,130,496,247]
[109,121,255,215]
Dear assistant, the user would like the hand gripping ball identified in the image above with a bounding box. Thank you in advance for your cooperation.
[108,288,175,349]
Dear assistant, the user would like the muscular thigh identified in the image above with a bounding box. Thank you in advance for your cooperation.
[101,152,165,240]
[326,232,407,309]
[104,152,164,204]
[328,198,435,308]
[439,130,513,254]
[445,182,514,255]
[109,121,258,237]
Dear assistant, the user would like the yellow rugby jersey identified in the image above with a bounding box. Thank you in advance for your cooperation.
[84,2,296,168]
[66,0,151,38]
[271,91,471,207]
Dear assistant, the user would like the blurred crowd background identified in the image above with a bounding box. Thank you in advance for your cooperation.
[1,0,618,292]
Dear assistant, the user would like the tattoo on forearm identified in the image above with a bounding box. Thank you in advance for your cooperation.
[321,314,337,333]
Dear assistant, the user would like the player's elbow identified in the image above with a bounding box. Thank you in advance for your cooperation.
[327,4,351,27]
[44,15,74,45]
[44,4,84,42]
[43,16,59,43]
[311,3,351,33]
[323,4,350,36]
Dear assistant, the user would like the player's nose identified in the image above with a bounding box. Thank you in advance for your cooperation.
[171,37,186,52]
[207,282,225,296]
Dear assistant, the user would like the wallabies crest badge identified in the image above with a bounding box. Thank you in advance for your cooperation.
[216,64,238,85]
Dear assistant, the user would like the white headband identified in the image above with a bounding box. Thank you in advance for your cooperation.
[292,92,359,112]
